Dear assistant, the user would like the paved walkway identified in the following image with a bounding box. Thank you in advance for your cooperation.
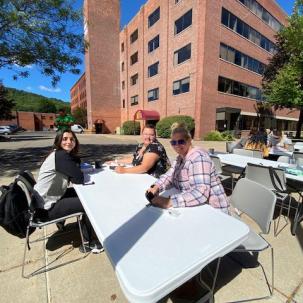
[0,133,302,303]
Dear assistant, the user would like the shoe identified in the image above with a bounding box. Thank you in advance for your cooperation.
[79,242,104,254]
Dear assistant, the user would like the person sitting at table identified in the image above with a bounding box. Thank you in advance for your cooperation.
[244,127,269,157]
[268,129,289,152]
[114,124,170,178]
[146,123,229,213]
[34,130,103,253]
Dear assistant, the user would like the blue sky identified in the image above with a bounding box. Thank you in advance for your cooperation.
[0,0,295,102]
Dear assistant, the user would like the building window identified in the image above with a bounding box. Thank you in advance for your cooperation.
[130,95,139,106]
[173,77,190,95]
[148,88,159,101]
[174,43,191,65]
[238,0,282,31]
[131,73,138,85]
[148,61,159,77]
[121,42,124,52]
[122,81,125,89]
[174,9,192,35]
[148,35,160,53]
[220,43,266,75]
[41,115,46,119]
[148,7,160,28]
[122,99,125,108]
[130,29,138,43]
[175,0,181,3]
[121,62,125,71]
[221,8,276,54]
[218,76,262,100]
[130,52,138,65]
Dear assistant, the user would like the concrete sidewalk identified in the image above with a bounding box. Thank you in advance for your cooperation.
[0,133,302,303]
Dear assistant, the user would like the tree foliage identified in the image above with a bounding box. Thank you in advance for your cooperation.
[0,81,15,119]
[0,0,86,86]
[37,100,57,113]
[262,0,303,138]
[6,87,69,112]
[72,106,87,127]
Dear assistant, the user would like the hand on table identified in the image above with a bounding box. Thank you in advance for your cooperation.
[115,166,126,173]
[151,196,173,209]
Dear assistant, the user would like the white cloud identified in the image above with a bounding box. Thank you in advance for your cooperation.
[39,85,61,93]
[14,64,33,69]
[26,86,32,91]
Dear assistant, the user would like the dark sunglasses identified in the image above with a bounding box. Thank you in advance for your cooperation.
[170,139,186,146]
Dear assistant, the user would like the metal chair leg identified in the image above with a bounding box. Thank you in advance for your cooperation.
[21,225,31,278]
[77,215,86,253]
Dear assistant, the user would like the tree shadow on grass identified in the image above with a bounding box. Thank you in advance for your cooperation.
[0,144,137,178]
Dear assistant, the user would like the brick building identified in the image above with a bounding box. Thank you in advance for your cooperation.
[0,111,57,131]
[119,0,299,139]
[70,73,87,110]
[71,0,121,134]
[71,0,299,138]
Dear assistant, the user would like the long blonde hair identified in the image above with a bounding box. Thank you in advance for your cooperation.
[171,122,192,141]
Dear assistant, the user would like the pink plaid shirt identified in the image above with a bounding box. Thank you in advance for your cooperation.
[155,148,229,211]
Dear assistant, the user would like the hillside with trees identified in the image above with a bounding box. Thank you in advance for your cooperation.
[7,87,70,113]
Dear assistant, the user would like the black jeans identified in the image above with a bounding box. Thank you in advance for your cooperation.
[47,188,94,243]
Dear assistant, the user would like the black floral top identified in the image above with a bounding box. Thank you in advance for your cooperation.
[132,140,170,178]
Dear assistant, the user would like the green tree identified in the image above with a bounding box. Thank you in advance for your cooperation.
[0,0,86,85]
[263,0,303,138]
[72,107,87,127]
[37,100,57,113]
[0,81,15,120]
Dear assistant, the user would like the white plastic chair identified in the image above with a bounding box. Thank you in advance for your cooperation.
[229,178,276,301]
[245,163,292,236]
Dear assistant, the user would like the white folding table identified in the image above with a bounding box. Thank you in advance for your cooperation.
[74,168,249,303]
[217,153,303,183]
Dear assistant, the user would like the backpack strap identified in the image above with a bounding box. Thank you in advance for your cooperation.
[268,166,285,193]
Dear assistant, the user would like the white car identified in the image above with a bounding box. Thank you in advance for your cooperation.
[0,126,12,135]
[71,124,85,133]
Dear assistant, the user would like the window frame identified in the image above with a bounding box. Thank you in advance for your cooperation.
[148,61,159,78]
[148,7,160,28]
[147,87,159,102]
[173,76,190,95]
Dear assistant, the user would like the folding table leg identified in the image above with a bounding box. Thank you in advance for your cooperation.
[196,258,221,303]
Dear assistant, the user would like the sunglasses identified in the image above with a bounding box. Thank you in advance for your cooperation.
[170,139,186,146]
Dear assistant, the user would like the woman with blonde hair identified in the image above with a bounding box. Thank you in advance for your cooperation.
[146,123,229,213]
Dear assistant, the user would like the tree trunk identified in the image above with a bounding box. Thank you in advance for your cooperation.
[295,107,303,138]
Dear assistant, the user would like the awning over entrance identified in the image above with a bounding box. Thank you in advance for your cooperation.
[134,110,160,121]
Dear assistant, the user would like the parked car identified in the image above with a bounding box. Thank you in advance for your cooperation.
[0,126,12,135]
[71,124,85,134]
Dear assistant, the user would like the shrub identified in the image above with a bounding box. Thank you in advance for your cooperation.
[221,130,235,141]
[122,120,140,135]
[156,115,195,138]
[204,131,224,141]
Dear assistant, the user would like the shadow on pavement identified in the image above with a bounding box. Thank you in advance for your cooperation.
[0,144,137,178]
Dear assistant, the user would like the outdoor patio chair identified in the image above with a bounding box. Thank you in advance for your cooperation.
[277,156,290,163]
[210,155,238,191]
[294,152,303,163]
[245,163,293,236]
[233,148,254,157]
[229,178,276,302]
[17,172,87,278]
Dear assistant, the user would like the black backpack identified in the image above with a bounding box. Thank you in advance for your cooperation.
[0,171,42,238]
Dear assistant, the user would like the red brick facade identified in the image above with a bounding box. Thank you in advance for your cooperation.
[83,0,121,134]
[70,73,87,110]
[120,0,299,139]
[70,0,299,138]
[0,111,57,131]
